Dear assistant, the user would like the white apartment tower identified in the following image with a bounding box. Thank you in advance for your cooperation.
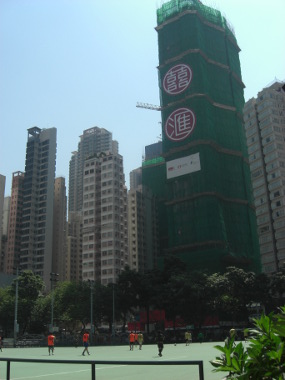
[69,127,118,213]
[243,81,285,274]
[82,152,128,284]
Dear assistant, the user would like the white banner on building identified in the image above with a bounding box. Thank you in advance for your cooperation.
[166,153,201,179]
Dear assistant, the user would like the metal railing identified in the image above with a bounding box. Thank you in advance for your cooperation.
[0,357,204,380]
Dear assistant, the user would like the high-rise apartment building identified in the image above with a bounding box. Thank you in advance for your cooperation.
[129,168,142,191]
[68,127,126,284]
[20,127,57,288]
[52,177,67,281]
[128,184,159,273]
[243,81,285,274]
[0,174,5,268]
[128,143,162,273]
[66,212,82,282]
[69,127,118,213]
[142,0,260,273]
[1,196,10,273]
[5,171,24,273]
[82,152,128,284]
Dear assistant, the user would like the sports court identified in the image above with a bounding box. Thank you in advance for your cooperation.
[0,341,232,379]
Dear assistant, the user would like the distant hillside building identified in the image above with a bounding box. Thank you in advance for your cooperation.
[243,81,285,274]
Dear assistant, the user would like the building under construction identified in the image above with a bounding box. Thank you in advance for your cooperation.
[142,0,261,273]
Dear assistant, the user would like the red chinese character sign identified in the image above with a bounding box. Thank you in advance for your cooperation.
[165,108,196,142]
[163,64,192,95]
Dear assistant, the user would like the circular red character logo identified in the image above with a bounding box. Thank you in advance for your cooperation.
[163,64,193,95]
[165,108,196,142]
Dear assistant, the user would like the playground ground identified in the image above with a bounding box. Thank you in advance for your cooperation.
[0,341,241,380]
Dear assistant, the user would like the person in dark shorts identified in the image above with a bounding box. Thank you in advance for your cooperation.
[82,331,90,356]
[156,330,165,357]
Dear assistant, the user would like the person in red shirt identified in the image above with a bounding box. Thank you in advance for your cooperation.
[82,331,90,356]
[129,331,135,351]
[134,332,138,348]
[47,333,55,355]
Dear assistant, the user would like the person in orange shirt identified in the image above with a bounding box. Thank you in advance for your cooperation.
[134,332,138,348]
[47,333,55,355]
[82,331,90,356]
[129,331,135,351]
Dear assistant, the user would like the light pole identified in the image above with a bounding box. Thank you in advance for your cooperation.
[50,273,59,332]
[13,267,19,347]
[88,280,95,345]
[112,283,116,339]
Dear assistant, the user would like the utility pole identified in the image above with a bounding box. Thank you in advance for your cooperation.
[88,280,95,345]
[13,267,19,347]
[50,273,59,332]
[112,283,115,339]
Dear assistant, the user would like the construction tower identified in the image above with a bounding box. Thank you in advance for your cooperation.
[142,0,261,273]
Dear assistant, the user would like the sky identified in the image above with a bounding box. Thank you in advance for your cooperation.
[0,0,284,197]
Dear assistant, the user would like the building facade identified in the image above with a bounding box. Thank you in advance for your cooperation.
[142,0,260,273]
[0,174,5,269]
[68,127,118,213]
[52,177,67,281]
[5,172,24,274]
[68,127,123,284]
[128,185,159,273]
[20,127,57,288]
[243,81,285,273]
[82,152,128,284]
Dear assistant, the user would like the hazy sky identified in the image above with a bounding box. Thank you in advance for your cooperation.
[1,0,284,196]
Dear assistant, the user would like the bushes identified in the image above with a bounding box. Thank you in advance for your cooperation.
[210,306,285,379]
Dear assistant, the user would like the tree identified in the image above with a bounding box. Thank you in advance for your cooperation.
[211,306,285,379]
[53,281,90,331]
[116,267,140,332]
[11,270,45,334]
[208,267,256,323]
[0,287,14,334]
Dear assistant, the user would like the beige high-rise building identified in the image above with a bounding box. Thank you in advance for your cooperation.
[0,174,5,269]
[66,211,82,282]
[1,196,10,273]
[82,151,128,284]
[5,172,24,273]
[127,184,159,273]
[243,81,285,274]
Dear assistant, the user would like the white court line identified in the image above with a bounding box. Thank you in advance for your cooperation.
[10,365,128,379]
[10,369,89,380]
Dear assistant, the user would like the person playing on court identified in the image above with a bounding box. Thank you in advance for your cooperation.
[47,333,55,355]
[129,331,135,351]
[134,331,138,348]
[82,331,90,356]
[185,330,192,346]
[137,331,144,350]
[0,334,3,352]
[229,328,236,340]
[156,330,165,357]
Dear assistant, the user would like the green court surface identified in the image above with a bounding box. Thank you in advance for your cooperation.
[0,341,236,380]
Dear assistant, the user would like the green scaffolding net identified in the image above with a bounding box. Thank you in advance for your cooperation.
[142,0,261,274]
